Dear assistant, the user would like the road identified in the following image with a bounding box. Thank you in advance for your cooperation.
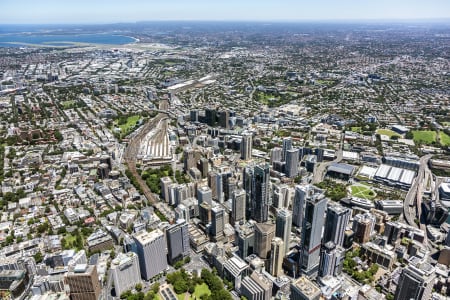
[403,154,432,233]
[312,132,344,184]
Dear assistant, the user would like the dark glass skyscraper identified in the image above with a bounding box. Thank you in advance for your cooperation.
[244,163,271,223]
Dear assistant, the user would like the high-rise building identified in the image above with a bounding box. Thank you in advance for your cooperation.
[232,189,246,225]
[394,264,436,300]
[240,272,273,300]
[254,223,275,259]
[235,221,255,259]
[166,219,190,265]
[241,133,253,161]
[110,252,141,297]
[275,209,292,256]
[133,229,167,280]
[318,242,344,278]
[323,204,351,247]
[299,189,327,278]
[290,276,321,300]
[66,264,101,300]
[352,213,376,244]
[272,184,291,209]
[197,186,213,206]
[208,171,223,203]
[160,177,173,202]
[219,110,230,129]
[211,206,225,239]
[183,148,200,172]
[197,158,209,178]
[270,147,282,165]
[244,163,271,223]
[205,108,217,126]
[282,137,293,162]
[285,148,299,178]
[269,237,284,277]
[293,185,324,227]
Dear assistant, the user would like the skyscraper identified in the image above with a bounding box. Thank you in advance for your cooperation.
[269,237,284,277]
[241,133,253,161]
[275,208,292,256]
[133,229,167,280]
[318,242,344,278]
[394,264,436,300]
[285,148,299,178]
[166,219,190,265]
[110,252,141,297]
[282,137,292,162]
[66,264,101,300]
[254,223,275,259]
[197,186,212,206]
[211,206,225,240]
[244,163,271,223]
[293,185,307,227]
[299,189,327,278]
[323,204,351,247]
[235,221,255,259]
[270,147,282,165]
[232,189,246,225]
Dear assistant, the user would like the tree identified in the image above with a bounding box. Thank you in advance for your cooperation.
[34,251,43,263]
[135,283,143,292]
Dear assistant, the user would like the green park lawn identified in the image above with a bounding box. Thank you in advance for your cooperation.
[440,132,450,146]
[177,284,211,300]
[412,130,436,144]
[113,115,141,137]
[351,127,362,133]
[376,129,400,138]
[61,100,76,109]
[350,184,376,200]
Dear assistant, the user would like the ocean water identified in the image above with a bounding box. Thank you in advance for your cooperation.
[0,33,136,47]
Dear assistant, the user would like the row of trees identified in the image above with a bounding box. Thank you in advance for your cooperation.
[315,179,347,201]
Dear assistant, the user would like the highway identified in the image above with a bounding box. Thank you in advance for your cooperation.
[403,154,432,232]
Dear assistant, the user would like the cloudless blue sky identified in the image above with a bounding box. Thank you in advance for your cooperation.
[1,0,449,24]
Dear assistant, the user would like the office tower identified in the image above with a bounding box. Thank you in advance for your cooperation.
[275,208,292,256]
[285,148,299,178]
[236,222,255,259]
[190,109,199,122]
[290,276,321,300]
[282,137,292,162]
[166,219,190,265]
[241,133,253,161]
[205,108,217,126]
[304,155,317,173]
[225,177,237,202]
[394,264,436,300]
[160,177,173,202]
[270,147,282,165]
[352,213,376,244]
[66,264,101,300]
[272,184,291,209]
[323,204,351,247]
[208,171,223,203]
[240,272,273,300]
[232,189,246,225]
[211,206,225,240]
[183,147,199,172]
[243,163,271,223]
[254,223,275,259]
[293,185,316,227]
[315,148,324,163]
[219,110,230,129]
[197,186,212,206]
[198,158,209,178]
[110,252,141,297]
[133,229,167,280]
[299,191,327,278]
[222,172,233,201]
[269,237,284,277]
[319,242,344,278]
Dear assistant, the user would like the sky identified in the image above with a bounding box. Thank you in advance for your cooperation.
[0,0,449,24]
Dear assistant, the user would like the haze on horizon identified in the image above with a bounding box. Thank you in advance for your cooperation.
[1,0,449,25]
